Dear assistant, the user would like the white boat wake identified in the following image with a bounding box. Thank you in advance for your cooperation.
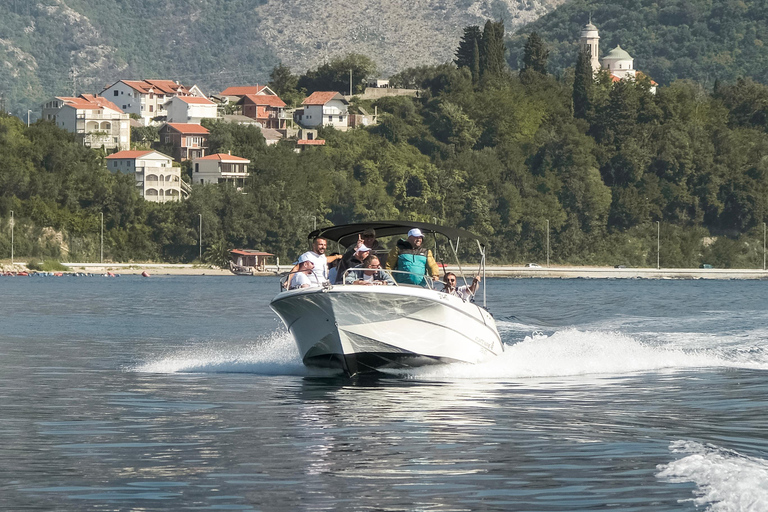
[657,440,768,511]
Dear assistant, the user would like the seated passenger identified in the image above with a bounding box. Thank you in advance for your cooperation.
[334,245,371,284]
[442,272,480,300]
[288,254,320,289]
[345,255,396,286]
[334,229,380,283]
[385,228,439,286]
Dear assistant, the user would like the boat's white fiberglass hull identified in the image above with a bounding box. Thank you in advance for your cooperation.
[269,285,503,375]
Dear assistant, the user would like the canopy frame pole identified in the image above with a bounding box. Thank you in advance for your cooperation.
[476,240,487,308]
[449,237,470,289]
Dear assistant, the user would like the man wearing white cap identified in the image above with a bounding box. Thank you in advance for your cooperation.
[286,237,343,287]
[333,244,371,284]
[289,254,320,289]
[385,227,439,285]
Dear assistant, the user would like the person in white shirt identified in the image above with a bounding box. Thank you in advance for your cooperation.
[442,272,480,300]
[289,254,320,289]
[286,238,343,287]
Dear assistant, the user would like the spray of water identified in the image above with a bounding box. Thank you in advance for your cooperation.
[657,440,768,511]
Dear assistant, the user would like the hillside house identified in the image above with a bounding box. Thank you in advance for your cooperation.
[42,94,130,151]
[237,93,288,129]
[165,96,218,124]
[159,123,210,161]
[100,79,204,126]
[192,153,250,189]
[106,150,190,202]
[216,85,276,104]
[296,92,349,130]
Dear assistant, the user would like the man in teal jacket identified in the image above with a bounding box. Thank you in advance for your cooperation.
[385,228,439,285]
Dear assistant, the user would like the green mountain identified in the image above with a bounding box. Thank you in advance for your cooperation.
[0,0,562,118]
[507,0,768,87]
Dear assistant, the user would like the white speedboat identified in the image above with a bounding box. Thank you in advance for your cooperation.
[269,221,504,376]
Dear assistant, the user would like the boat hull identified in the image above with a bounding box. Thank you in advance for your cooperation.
[269,285,503,375]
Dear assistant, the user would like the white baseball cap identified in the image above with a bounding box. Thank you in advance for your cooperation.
[408,228,424,238]
[296,253,313,264]
[355,244,371,254]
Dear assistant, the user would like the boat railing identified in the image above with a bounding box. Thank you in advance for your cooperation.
[279,268,440,291]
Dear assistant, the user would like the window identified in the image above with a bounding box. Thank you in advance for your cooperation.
[149,105,154,112]
[339,115,343,122]
[195,163,199,173]
[114,90,119,97]
[122,105,127,110]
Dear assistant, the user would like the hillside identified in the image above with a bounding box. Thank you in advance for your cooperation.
[0,0,563,117]
[506,0,768,87]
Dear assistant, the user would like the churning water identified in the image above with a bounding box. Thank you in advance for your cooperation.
[2,275,767,511]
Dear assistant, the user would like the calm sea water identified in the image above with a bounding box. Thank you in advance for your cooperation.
[2,275,768,511]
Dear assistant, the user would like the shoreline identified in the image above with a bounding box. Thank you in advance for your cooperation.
[2,261,768,279]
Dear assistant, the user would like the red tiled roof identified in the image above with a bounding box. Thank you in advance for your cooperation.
[166,123,210,134]
[197,153,250,162]
[302,91,344,105]
[62,95,123,112]
[119,79,189,95]
[220,85,265,96]
[106,150,155,159]
[144,79,187,94]
[241,93,286,108]
[176,96,216,105]
[297,139,326,145]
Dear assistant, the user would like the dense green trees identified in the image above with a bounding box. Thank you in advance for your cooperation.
[6,23,768,269]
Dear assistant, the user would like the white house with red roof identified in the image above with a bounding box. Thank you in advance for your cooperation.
[100,79,204,126]
[296,91,349,129]
[192,153,250,189]
[158,123,210,161]
[106,150,189,202]
[42,94,130,151]
[165,96,218,124]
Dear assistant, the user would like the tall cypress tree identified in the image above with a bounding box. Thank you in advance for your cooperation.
[471,37,480,84]
[521,32,549,75]
[480,20,506,80]
[573,47,593,119]
[455,26,482,69]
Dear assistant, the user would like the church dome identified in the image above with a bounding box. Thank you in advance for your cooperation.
[603,45,632,60]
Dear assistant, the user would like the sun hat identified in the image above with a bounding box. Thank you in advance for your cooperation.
[407,228,424,238]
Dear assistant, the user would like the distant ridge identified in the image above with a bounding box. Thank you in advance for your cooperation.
[0,0,565,117]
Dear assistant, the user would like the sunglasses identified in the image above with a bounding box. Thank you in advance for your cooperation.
[447,278,456,283]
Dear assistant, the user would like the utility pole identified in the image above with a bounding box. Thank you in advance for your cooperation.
[10,210,14,264]
[764,222,766,271]
[349,69,352,96]
[546,219,550,267]
[27,110,31,127]
[199,214,202,261]
[100,212,103,264]
[657,221,660,270]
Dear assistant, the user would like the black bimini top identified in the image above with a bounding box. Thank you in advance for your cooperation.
[308,220,484,248]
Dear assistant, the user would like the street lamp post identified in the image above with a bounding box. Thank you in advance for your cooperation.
[546,219,550,268]
[199,214,202,261]
[10,210,14,264]
[657,221,660,270]
[100,212,103,264]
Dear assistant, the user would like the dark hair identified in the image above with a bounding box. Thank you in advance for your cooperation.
[362,254,380,267]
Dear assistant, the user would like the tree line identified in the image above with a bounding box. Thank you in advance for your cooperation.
[4,23,768,268]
